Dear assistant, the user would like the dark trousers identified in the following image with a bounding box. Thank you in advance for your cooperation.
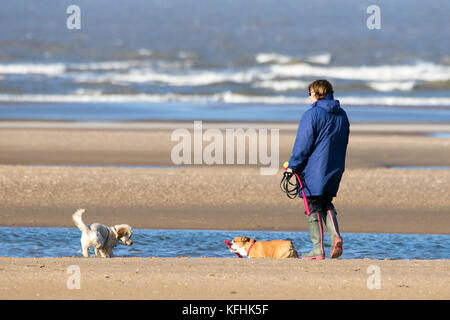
[305,192,334,215]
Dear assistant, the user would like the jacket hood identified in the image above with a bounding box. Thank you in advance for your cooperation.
[313,94,341,114]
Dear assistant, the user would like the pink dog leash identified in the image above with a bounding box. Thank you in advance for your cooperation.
[293,172,311,217]
[281,161,312,216]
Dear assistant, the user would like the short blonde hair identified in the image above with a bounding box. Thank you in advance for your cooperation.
[309,80,334,100]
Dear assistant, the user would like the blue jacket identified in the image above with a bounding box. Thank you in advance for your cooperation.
[289,94,350,198]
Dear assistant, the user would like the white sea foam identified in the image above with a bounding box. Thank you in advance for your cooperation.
[0,60,175,76]
[0,93,201,103]
[1,92,450,107]
[270,61,450,82]
[1,60,449,90]
[255,53,294,64]
[78,68,274,86]
[138,48,153,56]
[219,91,305,104]
[0,63,66,75]
[73,88,104,96]
[367,81,416,92]
[72,60,450,88]
[68,61,146,71]
[255,52,332,65]
[0,92,306,104]
[304,53,332,65]
[341,96,450,107]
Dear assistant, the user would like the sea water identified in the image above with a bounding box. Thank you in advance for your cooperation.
[0,227,448,260]
[1,0,450,122]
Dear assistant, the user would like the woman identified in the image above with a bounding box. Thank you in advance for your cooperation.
[287,80,349,259]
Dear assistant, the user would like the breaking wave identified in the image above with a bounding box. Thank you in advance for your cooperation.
[0,63,66,75]
[70,61,450,90]
[0,59,449,94]
[255,52,332,65]
[270,61,450,82]
[367,81,417,92]
[1,92,450,107]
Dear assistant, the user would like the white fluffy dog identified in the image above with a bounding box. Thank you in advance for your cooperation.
[72,208,133,258]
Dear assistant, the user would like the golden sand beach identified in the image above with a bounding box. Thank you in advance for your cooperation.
[0,121,449,300]
[1,257,449,300]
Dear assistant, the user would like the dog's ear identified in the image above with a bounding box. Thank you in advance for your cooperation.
[241,236,250,242]
[116,226,125,237]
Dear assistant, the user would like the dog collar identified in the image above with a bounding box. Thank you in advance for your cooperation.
[247,240,256,257]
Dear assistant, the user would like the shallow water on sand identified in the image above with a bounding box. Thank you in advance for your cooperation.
[427,132,450,138]
[0,227,448,260]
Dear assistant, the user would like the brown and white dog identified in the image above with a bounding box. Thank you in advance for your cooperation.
[229,236,298,258]
[72,209,133,258]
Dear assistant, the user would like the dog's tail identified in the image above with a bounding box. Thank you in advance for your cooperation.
[72,208,89,233]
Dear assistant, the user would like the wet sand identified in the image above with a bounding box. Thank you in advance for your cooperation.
[0,121,449,234]
[0,165,449,234]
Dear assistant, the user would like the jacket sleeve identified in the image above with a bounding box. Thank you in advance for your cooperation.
[288,109,317,171]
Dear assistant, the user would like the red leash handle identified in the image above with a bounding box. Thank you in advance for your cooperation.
[224,240,243,258]
[283,161,311,216]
